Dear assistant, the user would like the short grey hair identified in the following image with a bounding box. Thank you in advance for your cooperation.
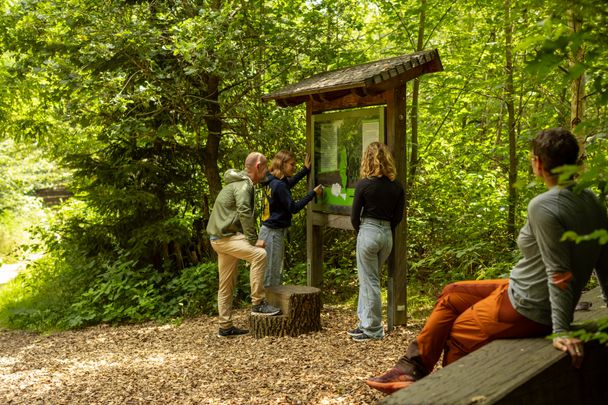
[244,152,266,169]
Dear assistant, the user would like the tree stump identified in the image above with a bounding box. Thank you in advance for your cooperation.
[250,285,322,338]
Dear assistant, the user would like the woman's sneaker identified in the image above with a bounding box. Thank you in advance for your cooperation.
[251,301,282,316]
[351,333,383,342]
[217,326,249,338]
[347,327,365,337]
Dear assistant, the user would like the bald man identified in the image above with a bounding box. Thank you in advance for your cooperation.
[207,152,282,337]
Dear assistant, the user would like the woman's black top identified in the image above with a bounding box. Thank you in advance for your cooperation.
[350,176,405,232]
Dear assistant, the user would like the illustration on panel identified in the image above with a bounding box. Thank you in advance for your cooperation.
[312,107,386,215]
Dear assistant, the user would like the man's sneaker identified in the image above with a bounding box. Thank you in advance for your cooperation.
[347,327,365,337]
[352,333,383,342]
[217,326,249,338]
[365,367,416,394]
[251,302,282,316]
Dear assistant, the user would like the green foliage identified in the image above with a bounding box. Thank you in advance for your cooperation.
[562,229,608,246]
[0,255,82,331]
[406,147,529,285]
[0,138,68,261]
[577,136,608,202]
[67,253,166,327]
[405,280,437,320]
[0,250,223,331]
[524,0,608,104]
[318,229,358,302]
[557,317,608,345]
[558,137,608,245]
[63,137,208,267]
[66,253,221,328]
[165,262,220,316]
[282,261,308,286]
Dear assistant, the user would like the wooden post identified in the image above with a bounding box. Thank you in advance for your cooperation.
[306,100,324,288]
[385,86,408,329]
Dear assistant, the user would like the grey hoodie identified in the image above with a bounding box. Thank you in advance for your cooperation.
[206,169,258,244]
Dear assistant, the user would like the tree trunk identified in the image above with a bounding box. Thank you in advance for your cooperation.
[202,0,224,198]
[504,0,518,243]
[408,0,426,183]
[568,6,585,132]
[250,285,322,338]
[202,74,223,198]
[172,242,184,270]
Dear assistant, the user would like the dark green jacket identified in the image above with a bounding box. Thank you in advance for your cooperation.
[206,169,258,244]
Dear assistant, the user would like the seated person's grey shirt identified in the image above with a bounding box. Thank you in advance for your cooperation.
[509,186,608,333]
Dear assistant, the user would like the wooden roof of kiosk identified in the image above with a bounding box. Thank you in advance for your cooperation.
[262,49,442,110]
[262,49,443,330]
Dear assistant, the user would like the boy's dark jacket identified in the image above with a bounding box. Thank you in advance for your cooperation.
[261,167,314,229]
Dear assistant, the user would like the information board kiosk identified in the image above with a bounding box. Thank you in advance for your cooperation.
[262,49,443,329]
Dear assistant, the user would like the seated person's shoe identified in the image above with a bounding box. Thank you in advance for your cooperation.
[217,326,249,337]
[366,367,416,394]
[251,301,282,316]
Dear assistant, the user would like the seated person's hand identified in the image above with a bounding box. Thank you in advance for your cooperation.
[255,239,265,248]
[552,336,584,368]
[313,184,323,197]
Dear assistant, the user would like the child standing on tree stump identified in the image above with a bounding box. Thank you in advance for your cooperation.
[259,151,323,288]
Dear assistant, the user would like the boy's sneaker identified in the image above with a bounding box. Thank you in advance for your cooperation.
[366,367,416,394]
[251,302,282,316]
[217,326,249,338]
[352,333,383,342]
[347,327,365,337]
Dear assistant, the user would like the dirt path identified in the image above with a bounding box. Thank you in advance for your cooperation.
[0,254,44,286]
[0,306,421,404]
[0,263,26,285]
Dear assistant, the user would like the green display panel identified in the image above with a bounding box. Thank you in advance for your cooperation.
[312,107,386,215]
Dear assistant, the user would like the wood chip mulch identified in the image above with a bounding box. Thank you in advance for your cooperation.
[0,305,423,404]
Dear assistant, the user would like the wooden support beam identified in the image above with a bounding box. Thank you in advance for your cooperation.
[311,212,354,231]
[306,101,324,288]
[385,86,408,329]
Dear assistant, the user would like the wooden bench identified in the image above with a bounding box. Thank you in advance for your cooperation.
[380,286,608,405]
[34,186,73,205]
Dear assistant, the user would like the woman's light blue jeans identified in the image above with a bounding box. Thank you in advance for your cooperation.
[259,225,288,288]
[356,218,393,339]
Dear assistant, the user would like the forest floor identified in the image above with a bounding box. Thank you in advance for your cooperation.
[0,305,424,404]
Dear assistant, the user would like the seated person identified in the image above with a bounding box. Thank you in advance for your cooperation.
[366,128,608,394]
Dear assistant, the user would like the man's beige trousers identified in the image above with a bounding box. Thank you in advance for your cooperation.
[211,234,267,329]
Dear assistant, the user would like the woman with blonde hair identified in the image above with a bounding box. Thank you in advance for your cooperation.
[260,150,323,287]
[349,142,405,341]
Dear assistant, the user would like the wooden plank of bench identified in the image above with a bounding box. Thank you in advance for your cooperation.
[379,286,608,405]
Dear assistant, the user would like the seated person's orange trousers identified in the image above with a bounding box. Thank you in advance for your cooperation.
[398,279,551,377]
